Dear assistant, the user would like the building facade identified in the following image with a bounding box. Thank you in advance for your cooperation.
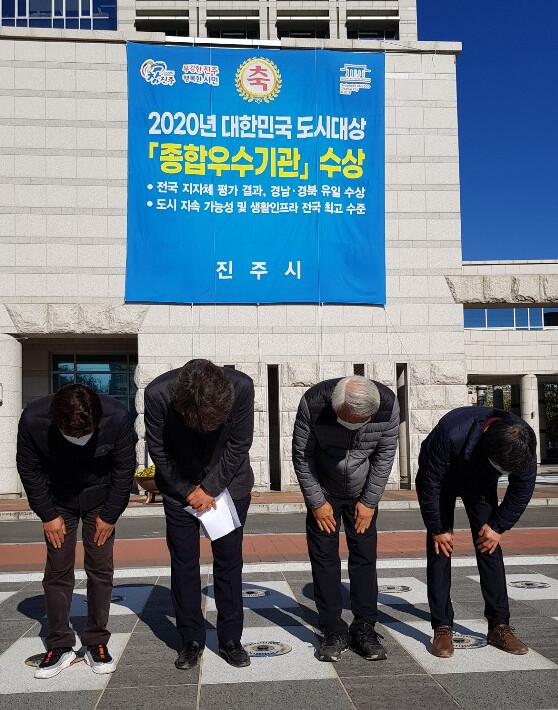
[2,0,553,501]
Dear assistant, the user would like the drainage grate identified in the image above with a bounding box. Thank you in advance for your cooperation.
[453,635,486,650]
[243,641,292,657]
[25,653,84,667]
[378,585,411,594]
[508,581,551,589]
[242,589,271,598]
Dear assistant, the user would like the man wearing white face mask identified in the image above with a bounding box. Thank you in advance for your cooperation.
[416,407,537,658]
[17,384,135,678]
[292,376,399,662]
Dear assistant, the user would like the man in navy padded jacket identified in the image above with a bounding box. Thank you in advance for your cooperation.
[416,406,537,658]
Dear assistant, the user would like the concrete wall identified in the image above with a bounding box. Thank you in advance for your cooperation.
[0,30,465,496]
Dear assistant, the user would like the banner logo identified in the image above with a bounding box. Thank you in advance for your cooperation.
[140,59,176,86]
[339,63,371,95]
[235,57,281,103]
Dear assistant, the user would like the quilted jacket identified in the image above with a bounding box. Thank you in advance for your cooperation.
[416,406,537,534]
[17,394,135,524]
[292,378,400,509]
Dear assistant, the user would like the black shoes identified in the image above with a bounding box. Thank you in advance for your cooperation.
[350,624,387,661]
[218,640,251,667]
[317,632,349,662]
[175,641,203,670]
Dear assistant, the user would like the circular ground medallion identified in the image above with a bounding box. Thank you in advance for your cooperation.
[243,642,292,657]
[242,589,271,598]
[452,635,486,650]
[25,653,84,667]
[378,585,411,593]
[508,581,550,589]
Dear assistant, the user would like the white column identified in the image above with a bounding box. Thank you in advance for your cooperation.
[521,374,541,464]
[0,334,22,498]
[398,0,418,41]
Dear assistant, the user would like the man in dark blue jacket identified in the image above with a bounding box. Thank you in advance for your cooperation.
[416,407,537,658]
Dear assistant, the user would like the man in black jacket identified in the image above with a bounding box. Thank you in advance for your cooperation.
[144,359,254,670]
[17,384,135,679]
[416,406,537,659]
[292,376,399,663]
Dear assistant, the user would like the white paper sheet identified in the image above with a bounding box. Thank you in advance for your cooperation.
[184,488,241,541]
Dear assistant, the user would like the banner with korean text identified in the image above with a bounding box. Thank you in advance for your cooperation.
[125,43,385,304]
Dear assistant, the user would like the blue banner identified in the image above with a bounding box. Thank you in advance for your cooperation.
[125,44,385,304]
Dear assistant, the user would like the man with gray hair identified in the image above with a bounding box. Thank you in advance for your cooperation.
[292,376,399,663]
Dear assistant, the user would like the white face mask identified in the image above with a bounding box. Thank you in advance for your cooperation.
[62,432,94,446]
[337,417,370,431]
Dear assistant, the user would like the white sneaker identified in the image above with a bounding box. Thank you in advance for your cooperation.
[34,648,76,679]
[84,644,117,674]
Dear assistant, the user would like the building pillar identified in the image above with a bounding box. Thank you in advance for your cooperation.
[0,334,22,498]
[521,374,541,464]
[398,0,418,41]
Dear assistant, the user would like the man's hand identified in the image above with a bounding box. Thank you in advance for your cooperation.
[94,517,115,546]
[43,516,66,548]
[476,524,502,554]
[187,485,217,513]
[433,530,454,558]
[312,502,336,533]
[354,501,376,534]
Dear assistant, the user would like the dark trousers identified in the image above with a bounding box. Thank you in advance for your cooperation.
[306,495,379,635]
[43,506,114,649]
[163,494,251,647]
[427,487,510,629]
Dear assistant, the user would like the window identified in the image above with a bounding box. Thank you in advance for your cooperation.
[464,309,486,328]
[1,0,116,29]
[277,23,329,39]
[206,22,259,39]
[463,306,557,331]
[486,308,514,329]
[52,354,138,417]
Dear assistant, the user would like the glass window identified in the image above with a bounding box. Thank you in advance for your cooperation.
[52,354,137,416]
[514,308,528,329]
[543,308,558,327]
[2,0,15,18]
[17,0,26,16]
[463,308,486,328]
[486,308,514,328]
[29,0,50,17]
[65,0,78,16]
[529,308,543,329]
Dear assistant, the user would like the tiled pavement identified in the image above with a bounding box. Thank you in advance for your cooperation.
[1,560,558,710]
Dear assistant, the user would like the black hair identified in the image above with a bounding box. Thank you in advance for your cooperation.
[50,384,102,436]
[172,359,234,432]
[482,419,537,475]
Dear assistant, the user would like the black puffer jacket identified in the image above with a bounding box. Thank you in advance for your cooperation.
[292,378,399,509]
[17,395,135,524]
[144,366,254,503]
[416,407,537,534]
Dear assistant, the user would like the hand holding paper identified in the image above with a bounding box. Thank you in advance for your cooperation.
[185,489,241,541]
[186,485,216,513]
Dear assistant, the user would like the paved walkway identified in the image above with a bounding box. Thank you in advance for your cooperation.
[1,557,557,710]
[2,527,558,573]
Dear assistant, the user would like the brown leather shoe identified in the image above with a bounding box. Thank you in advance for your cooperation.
[431,625,454,658]
[487,624,528,655]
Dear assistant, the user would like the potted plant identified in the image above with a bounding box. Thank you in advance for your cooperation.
[134,465,159,503]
